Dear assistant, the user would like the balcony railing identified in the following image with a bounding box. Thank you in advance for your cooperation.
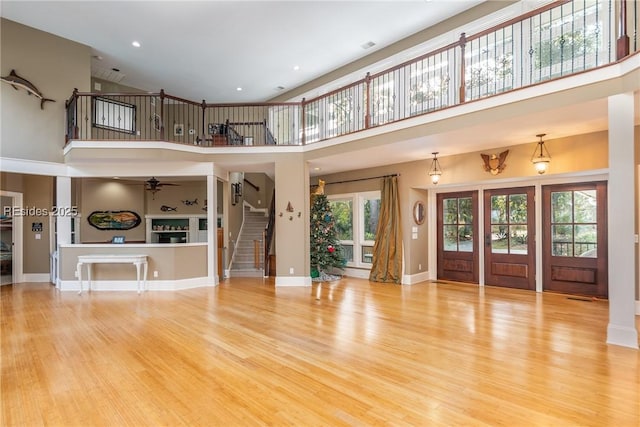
[65,0,637,147]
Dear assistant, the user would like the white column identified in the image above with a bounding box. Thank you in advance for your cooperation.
[607,93,639,349]
[55,176,72,245]
[207,173,217,285]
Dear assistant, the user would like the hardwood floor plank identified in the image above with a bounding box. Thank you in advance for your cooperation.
[2,279,639,426]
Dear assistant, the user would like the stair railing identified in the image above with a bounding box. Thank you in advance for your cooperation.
[264,189,276,277]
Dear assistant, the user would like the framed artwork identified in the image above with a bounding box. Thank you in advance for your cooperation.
[174,123,184,136]
[87,210,141,230]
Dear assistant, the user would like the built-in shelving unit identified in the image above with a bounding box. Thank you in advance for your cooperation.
[146,215,207,243]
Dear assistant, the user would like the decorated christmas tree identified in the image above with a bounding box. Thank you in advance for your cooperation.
[310,192,345,280]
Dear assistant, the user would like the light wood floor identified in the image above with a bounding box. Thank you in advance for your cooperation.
[2,278,639,426]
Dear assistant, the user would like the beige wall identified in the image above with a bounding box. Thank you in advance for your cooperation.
[59,245,207,281]
[0,173,53,274]
[23,175,54,274]
[78,178,210,243]
[243,172,273,209]
[275,154,309,278]
[80,179,146,243]
[145,180,207,216]
[316,130,611,278]
[1,18,91,162]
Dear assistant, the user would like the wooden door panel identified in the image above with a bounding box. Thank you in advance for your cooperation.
[542,182,607,297]
[550,265,596,283]
[484,187,535,290]
[437,192,479,283]
[490,261,528,279]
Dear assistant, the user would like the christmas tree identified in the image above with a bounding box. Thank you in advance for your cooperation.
[310,193,345,280]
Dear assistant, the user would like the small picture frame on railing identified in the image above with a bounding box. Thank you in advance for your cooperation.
[174,123,184,136]
[153,114,161,131]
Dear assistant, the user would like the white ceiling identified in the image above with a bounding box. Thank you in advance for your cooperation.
[2,1,637,180]
[1,0,484,102]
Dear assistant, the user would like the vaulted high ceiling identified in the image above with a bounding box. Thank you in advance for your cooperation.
[1,0,485,102]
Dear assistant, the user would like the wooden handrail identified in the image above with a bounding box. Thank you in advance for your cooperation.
[65,0,634,148]
[243,179,259,192]
[264,189,276,277]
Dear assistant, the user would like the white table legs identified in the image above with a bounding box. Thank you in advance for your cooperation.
[76,256,148,294]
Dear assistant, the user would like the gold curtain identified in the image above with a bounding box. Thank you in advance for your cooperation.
[369,176,403,283]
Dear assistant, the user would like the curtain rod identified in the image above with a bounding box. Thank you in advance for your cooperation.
[314,173,399,186]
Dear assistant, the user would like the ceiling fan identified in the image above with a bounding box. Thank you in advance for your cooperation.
[145,177,179,198]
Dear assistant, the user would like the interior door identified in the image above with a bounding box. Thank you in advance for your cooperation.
[484,187,535,290]
[542,182,607,297]
[437,192,479,283]
[1,195,13,285]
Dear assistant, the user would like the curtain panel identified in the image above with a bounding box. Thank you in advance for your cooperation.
[369,176,403,283]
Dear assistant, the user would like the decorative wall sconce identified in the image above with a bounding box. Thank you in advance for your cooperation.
[231,182,242,205]
[531,133,551,174]
[428,152,442,184]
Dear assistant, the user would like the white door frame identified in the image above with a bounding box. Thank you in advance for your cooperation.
[1,190,24,284]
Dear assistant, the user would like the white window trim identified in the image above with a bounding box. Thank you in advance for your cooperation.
[329,190,381,269]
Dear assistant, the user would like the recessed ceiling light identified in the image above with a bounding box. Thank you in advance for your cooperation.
[92,55,103,61]
[293,65,300,71]
[132,41,141,48]
[361,41,376,50]
[236,87,243,91]
[314,167,321,171]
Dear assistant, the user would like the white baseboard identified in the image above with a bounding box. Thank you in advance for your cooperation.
[342,267,370,280]
[275,276,312,287]
[606,323,639,349]
[58,276,214,292]
[402,271,431,285]
[22,273,51,283]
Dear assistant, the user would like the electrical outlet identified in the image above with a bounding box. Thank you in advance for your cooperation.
[153,271,158,278]
[74,270,78,278]
[419,264,422,271]
[289,267,294,274]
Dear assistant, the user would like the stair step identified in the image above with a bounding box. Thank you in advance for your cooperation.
[230,206,270,272]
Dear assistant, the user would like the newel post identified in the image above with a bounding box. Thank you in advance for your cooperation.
[616,0,630,60]
[458,33,467,104]
[301,97,306,145]
[364,72,372,129]
[159,89,165,140]
[201,99,207,138]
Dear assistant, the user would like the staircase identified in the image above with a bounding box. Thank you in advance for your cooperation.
[230,205,268,277]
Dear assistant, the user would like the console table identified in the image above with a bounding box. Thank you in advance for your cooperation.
[77,254,148,294]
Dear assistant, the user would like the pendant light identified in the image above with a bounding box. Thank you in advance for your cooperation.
[429,152,442,184]
[531,133,551,174]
